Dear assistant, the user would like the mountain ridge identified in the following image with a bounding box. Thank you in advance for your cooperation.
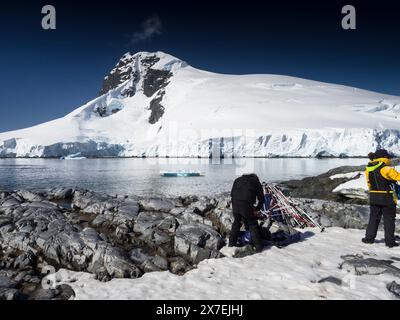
[1,51,400,158]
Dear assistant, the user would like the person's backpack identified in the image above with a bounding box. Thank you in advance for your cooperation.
[231,174,258,203]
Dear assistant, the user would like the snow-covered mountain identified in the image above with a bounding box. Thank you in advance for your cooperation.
[1,51,400,158]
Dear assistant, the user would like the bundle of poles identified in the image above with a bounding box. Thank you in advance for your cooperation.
[260,183,324,232]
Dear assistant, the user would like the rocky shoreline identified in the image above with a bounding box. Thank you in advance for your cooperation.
[0,166,397,300]
[0,187,234,300]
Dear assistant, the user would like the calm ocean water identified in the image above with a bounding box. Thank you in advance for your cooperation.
[0,158,367,197]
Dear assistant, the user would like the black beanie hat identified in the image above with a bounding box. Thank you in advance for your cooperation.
[373,149,394,159]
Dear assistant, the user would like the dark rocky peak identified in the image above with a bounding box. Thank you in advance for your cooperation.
[99,51,187,97]
[99,53,134,96]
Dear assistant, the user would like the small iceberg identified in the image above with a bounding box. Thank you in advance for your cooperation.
[160,170,204,177]
[60,153,87,160]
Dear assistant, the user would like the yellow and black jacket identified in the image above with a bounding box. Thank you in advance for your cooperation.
[365,157,400,205]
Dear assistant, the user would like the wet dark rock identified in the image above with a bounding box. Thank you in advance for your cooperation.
[51,188,74,200]
[169,257,190,274]
[0,287,19,300]
[17,190,45,202]
[2,197,21,207]
[0,275,17,288]
[0,275,19,300]
[129,248,151,265]
[129,248,168,273]
[134,211,177,236]
[29,288,57,300]
[0,190,10,199]
[318,276,342,286]
[115,224,131,241]
[152,255,168,270]
[21,201,59,210]
[133,211,177,255]
[72,190,118,213]
[340,254,400,277]
[179,195,199,207]
[175,208,214,227]
[387,281,400,298]
[91,214,111,228]
[138,198,175,213]
[12,251,36,270]
[207,207,233,236]
[232,245,256,258]
[54,284,75,300]
[0,187,234,299]
[0,216,12,228]
[88,244,142,279]
[189,197,217,216]
[28,284,75,300]
[174,222,224,263]
[280,165,367,204]
[117,202,140,219]
[294,198,371,230]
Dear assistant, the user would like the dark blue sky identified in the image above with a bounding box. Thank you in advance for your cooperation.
[1,0,399,131]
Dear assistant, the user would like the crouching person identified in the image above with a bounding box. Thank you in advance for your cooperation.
[229,173,264,253]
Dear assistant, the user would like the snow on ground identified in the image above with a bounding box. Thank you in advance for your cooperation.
[332,174,367,200]
[47,228,399,300]
[330,171,363,180]
[332,166,400,200]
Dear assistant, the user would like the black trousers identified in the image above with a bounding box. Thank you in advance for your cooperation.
[229,201,263,252]
[365,204,396,245]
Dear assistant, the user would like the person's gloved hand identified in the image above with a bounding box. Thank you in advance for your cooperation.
[253,209,262,219]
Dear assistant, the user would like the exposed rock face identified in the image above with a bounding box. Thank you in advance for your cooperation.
[174,223,224,264]
[280,165,368,204]
[294,198,370,230]
[281,161,400,205]
[98,52,174,125]
[148,91,166,124]
[2,177,395,300]
[317,276,343,286]
[0,188,231,299]
[340,254,400,277]
[294,197,400,233]
[387,281,400,298]
[143,70,172,98]
[99,53,135,96]
[99,52,172,100]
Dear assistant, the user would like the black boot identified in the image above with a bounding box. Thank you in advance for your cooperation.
[386,242,399,248]
[249,225,264,253]
[362,237,374,244]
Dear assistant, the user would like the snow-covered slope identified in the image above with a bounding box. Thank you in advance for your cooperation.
[46,228,400,300]
[1,51,400,158]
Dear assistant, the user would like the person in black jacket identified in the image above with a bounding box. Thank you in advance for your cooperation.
[363,149,400,248]
[229,173,265,252]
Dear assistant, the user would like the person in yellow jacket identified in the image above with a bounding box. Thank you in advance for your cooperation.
[363,149,400,248]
